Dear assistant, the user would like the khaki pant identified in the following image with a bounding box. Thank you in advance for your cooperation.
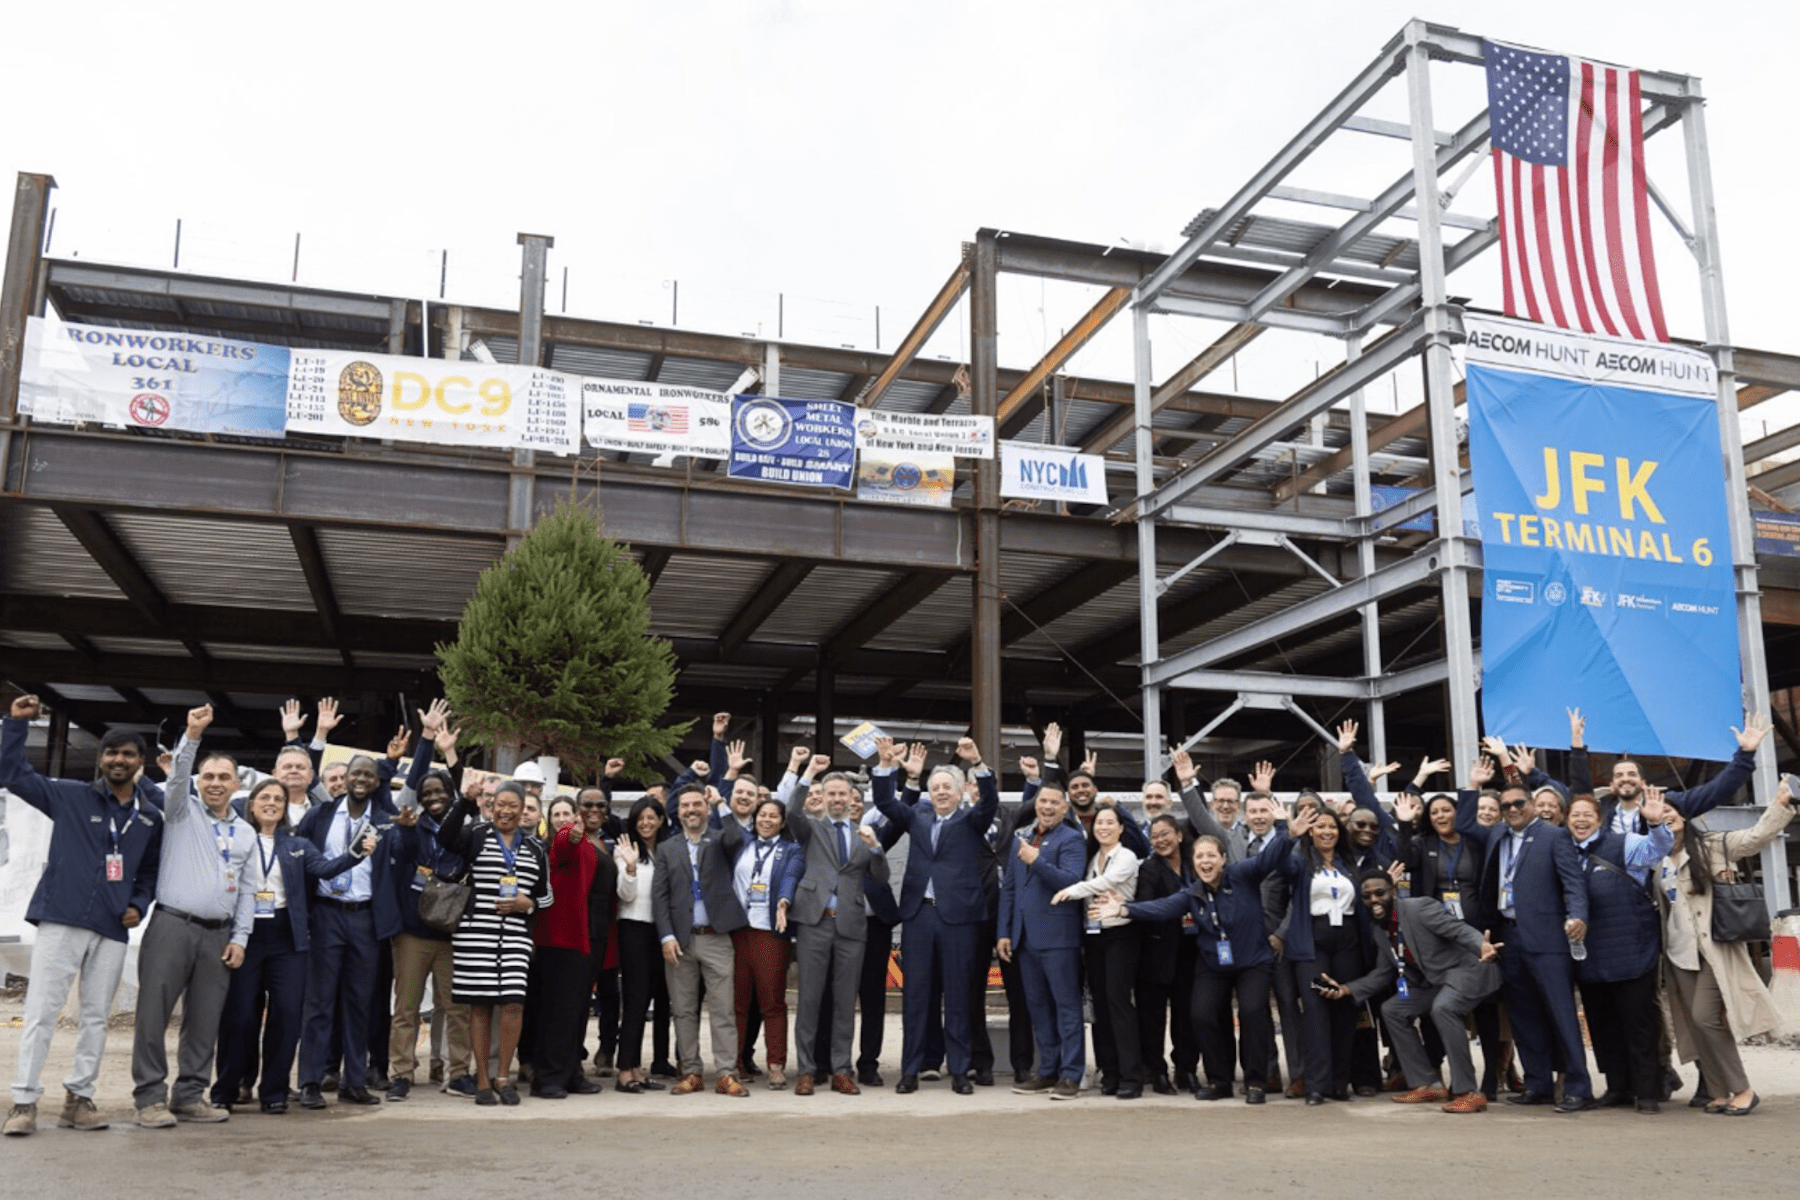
[390,932,471,1082]
[665,930,737,1077]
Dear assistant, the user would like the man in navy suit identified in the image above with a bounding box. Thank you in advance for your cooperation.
[870,736,997,1095]
[996,783,1086,1099]
[1460,777,1591,1111]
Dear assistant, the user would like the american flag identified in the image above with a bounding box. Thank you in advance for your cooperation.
[1484,40,1667,343]
[628,402,686,433]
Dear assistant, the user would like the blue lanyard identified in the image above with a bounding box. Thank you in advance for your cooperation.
[109,806,131,854]
[212,816,237,866]
[493,829,520,873]
[1199,888,1224,938]
[751,840,777,881]
[256,834,278,885]
[687,840,704,901]
[1500,832,1525,892]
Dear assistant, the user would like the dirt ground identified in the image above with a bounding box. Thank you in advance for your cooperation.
[2,992,1797,1197]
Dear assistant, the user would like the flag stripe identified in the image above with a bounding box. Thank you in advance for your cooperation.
[1511,156,1543,323]
[1530,163,1569,329]
[1628,70,1669,342]
[1492,151,1517,319]
[1554,157,1594,333]
[1574,63,1621,337]
[1599,65,1646,340]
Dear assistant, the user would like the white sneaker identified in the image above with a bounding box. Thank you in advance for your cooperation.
[136,1101,177,1128]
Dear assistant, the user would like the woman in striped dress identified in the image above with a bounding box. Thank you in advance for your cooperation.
[439,780,552,1106]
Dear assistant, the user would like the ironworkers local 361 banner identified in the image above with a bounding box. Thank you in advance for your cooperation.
[1465,314,1736,760]
[285,348,579,454]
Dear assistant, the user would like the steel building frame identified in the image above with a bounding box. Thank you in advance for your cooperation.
[1123,20,1785,908]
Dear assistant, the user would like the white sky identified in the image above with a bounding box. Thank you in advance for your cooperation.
[9,0,1796,432]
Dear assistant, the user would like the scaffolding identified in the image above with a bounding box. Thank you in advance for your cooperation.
[1122,20,1784,907]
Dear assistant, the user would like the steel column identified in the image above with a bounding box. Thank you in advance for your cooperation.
[1346,332,1388,783]
[1404,27,1481,774]
[1132,306,1161,779]
[1,172,55,420]
[509,233,554,548]
[1682,88,1786,912]
[969,232,1002,759]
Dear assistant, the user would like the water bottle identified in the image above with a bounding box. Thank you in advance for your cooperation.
[1568,934,1587,961]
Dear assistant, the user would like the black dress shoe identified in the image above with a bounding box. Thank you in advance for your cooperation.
[338,1086,381,1106]
[640,1078,666,1091]
[1636,1099,1661,1113]
[1662,1066,1684,1098]
[1554,1094,1596,1113]
[1306,1092,1327,1106]
[1507,1091,1554,1106]
[260,1099,288,1114]
[569,1077,601,1095]
[1115,1082,1143,1100]
[1101,1077,1119,1097]
[298,1084,326,1110]
[1245,1087,1266,1105]
[971,1069,995,1087]
[1595,1090,1633,1108]
[858,1069,884,1087]
[530,1086,568,1100]
[650,1061,679,1079]
[741,1059,762,1079]
[614,1080,645,1094]
[1328,1088,1351,1102]
[1152,1075,1177,1096]
[319,1072,340,1094]
[1195,1084,1232,1101]
[951,1075,974,1095]
[1175,1071,1198,1093]
[895,1075,919,1094]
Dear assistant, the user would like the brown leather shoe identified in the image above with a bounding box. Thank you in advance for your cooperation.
[714,1074,749,1097]
[794,1074,815,1096]
[1393,1085,1450,1104]
[670,1073,705,1095]
[1284,1079,1307,1100]
[830,1073,861,1096]
[1442,1091,1489,1113]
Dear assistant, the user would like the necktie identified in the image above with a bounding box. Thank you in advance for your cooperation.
[836,820,851,863]
[1248,834,1264,855]
[932,815,946,851]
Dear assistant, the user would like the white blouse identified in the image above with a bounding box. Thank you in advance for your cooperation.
[615,847,654,922]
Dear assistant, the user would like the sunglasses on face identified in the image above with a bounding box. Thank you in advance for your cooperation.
[1499,799,1528,811]
[579,801,606,809]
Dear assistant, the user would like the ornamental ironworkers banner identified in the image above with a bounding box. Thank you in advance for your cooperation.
[581,379,732,458]
[285,348,580,454]
[1465,314,1735,759]
[728,396,856,489]
[19,316,290,436]
[853,409,994,459]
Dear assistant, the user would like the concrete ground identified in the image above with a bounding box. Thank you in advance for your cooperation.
[3,993,1798,1197]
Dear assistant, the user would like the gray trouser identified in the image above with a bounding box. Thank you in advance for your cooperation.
[665,931,736,1077]
[12,922,129,1105]
[793,915,865,1076]
[1380,980,1486,1096]
[132,909,232,1109]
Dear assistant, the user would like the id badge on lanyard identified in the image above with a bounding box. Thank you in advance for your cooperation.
[1327,879,1343,927]
[254,892,277,918]
[106,853,125,882]
[1442,889,1463,920]
[498,875,520,898]
[1216,938,1234,967]
[413,864,433,892]
[1396,975,1411,1000]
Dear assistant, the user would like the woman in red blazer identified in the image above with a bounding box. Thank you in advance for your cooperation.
[529,797,598,1099]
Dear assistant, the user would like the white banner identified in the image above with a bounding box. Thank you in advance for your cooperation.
[581,379,733,458]
[1463,314,1716,398]
[853,409,994,459]
[855,450,956,508]
[285,349,579,454]
[19,316,291,437]
[999,442,1109,506]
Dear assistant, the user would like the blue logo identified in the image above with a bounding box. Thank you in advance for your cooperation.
[892,462,923,490]
[734,399,793,450]
[1544,581,1567,607]
[1494,578,1535,604]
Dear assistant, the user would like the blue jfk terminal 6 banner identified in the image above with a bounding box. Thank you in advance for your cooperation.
[1465,314,1738,760]
[728,396,856,489]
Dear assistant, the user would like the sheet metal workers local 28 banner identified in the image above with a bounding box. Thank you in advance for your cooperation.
[1465,314,1735,761]
[19,316,289,436]
[581,379,732,458]
[285,349,579,454]
[728,396,856,489]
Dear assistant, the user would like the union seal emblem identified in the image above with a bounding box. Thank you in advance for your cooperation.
[337,361,384,426]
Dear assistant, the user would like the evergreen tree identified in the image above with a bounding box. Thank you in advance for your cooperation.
[437,497,688,779]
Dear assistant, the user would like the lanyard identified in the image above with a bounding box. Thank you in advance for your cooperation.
[109,805,132,854]
[1441,838,1463,887]
[687,839,704,901]
[1388,920,1409,971]
[1199,887,1224,939]
[751,839,777,881]
[256,834,279,886]
[212,815,237,866]
[493,829,520,873]
[1500,831,1525,893]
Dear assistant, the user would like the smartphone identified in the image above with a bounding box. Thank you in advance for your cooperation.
[1782,773,1799,798]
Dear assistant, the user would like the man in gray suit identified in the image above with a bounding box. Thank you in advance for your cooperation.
[1321,869,1502,1114]
[784,756,889,1096]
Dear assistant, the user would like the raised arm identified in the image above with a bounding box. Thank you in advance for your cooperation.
[162,709,208,825]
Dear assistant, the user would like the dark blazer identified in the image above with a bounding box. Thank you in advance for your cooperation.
[651,821,748,945]
[1133,852,1192,986]
[1458,797,1587,955]
[1126,831,1295,973]
[1394,823,1484,928]
[1341,753,1400,862]
[295,788,404,939]
[1346,897,1500,1004]
[251,827,364,953]
[1598,747,1754,834]
[996,820,1085,951]
[870,765,1000,925]
[786,799,889,940]
[727,833,805,939]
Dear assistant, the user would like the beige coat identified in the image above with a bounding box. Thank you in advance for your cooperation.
[1659,801,1795,1059]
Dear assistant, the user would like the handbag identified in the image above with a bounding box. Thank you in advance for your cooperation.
[417,870,472,934]
[1707,842,1768,943]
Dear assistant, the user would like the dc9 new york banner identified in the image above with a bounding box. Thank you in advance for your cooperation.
[728,396,856,489]
[1465,315,1736,760]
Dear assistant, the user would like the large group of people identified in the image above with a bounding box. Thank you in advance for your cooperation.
[1,691,1791,1134]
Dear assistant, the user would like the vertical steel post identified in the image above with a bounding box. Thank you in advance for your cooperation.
[1133,305,1162,779]
[764,341,782,401]
[969,232,1003,760]
[1347,332,1388,783]
[1681,87,1786,911]
[510,233,555,549]
[0,172,56,421]
[1405,27,1480,773]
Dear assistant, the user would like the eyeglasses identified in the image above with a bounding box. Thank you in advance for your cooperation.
[1348,823,1378,831]
[1499,799,1528,811]
[579,801,606,809]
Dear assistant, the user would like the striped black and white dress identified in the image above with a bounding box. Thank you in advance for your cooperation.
[450,827,552,1005]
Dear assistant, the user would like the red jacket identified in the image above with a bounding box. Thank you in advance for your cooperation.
[534,824,598,954]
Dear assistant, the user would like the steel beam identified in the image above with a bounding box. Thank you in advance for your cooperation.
[509,233,554,549]
[857,257,969,408]
[0,648,433,695]
[995,287,1130,430]
[1,173,55,420]
[1272,381,1464,502]
[970,230,1002,759]
[717,562,813,656]
[289,523,354,667]
[1082,323,1262,455]
[1163,669,1369,699]
[1138,314,1428,519]
[1143,543,1451,685]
